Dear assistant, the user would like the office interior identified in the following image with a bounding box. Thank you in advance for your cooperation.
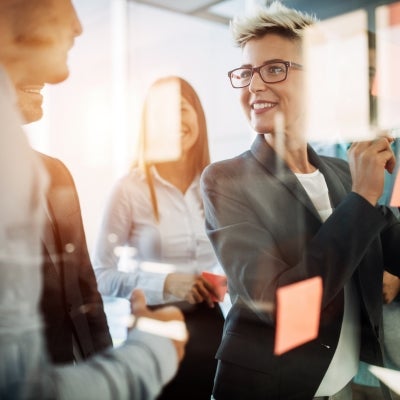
[24,0,400,345]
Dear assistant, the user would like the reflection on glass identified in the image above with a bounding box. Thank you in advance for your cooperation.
[376,2,400,134]
[304,9,371,143]
[142,79,182,163]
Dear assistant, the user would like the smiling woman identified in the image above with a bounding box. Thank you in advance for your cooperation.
[93,75,226,400]
[201,2,400,400]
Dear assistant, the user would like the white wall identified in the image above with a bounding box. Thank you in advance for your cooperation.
[26,0,252,251]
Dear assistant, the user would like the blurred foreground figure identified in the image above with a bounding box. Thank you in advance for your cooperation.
[17,59,113,365]
[0,1,186,399]
[201,2,400,399]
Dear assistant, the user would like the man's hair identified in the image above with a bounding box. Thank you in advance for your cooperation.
[231,1,316,48]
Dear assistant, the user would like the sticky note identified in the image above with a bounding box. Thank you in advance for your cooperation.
[274,276,323,355]
[390,170,400,206]
[303,11,372,143]
[201,271,228,302]
[144,79,181,162]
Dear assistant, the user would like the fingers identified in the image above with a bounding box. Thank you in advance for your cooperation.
[373,137,395,173]
[382,271,400,304]
[385,151,396,174]
[197,278,219,307]
[130,289,147,316]
[372,141,395,174]
[349,136,393,155]
[349,136,396,205]
[186,277,217,308]
[164,272,218,307]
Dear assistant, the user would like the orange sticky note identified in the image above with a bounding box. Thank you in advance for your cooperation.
[274,276,323,355]
[201,271,228,302]
[390,170,400,207]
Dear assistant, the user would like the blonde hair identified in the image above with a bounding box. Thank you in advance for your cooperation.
[231,1,316,48]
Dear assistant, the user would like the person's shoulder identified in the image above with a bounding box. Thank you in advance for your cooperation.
[108,167,146,200]
[127,166,144,180]
[203,150,251,177]
[36,151,68,173]
[113,167,144,188]
[35,151,73,186]
[201,150,253,191]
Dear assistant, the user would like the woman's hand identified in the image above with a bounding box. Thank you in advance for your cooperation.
[383,271,400,304]
[348,136,395,206]
[164,273,218,308]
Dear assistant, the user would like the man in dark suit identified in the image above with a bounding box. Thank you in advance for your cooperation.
[201,3,400,400]
[17,83,112,363]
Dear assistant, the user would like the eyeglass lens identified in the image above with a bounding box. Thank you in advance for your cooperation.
[230,62,288,88]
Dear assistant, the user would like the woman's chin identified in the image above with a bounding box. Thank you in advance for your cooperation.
[252,124,273,135]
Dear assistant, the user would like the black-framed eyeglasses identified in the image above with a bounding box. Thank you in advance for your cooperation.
[227,60,303,88]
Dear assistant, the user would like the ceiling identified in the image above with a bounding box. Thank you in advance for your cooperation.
[128,0,399,25]
[128,0,249,25]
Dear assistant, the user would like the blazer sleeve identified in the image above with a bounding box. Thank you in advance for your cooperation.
[201,158,400,325]
[52,329,178,400]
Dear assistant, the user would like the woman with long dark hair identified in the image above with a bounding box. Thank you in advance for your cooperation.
[93,76,225,399]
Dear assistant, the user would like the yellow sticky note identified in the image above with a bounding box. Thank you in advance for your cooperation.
[274,276,323,355]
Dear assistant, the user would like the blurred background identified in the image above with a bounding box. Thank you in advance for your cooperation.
[25,0,400,253]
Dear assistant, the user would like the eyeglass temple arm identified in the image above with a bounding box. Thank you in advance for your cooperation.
[289,61,303,70]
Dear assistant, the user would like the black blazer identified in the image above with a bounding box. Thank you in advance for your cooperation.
[201,135,400,399]
[38,153,112,364]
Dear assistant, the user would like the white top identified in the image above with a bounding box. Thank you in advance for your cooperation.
[296,169,360,396]
[93,166,222,305]
[295,169,332,222]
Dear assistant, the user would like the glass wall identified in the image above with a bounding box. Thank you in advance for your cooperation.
[21,0,400,393]
[25,0,400,248]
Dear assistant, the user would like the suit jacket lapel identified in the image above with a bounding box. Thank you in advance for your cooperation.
[250,135,321,221]
[42,203,62,275]
[308,145,348,208]
[250,135,349,220]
